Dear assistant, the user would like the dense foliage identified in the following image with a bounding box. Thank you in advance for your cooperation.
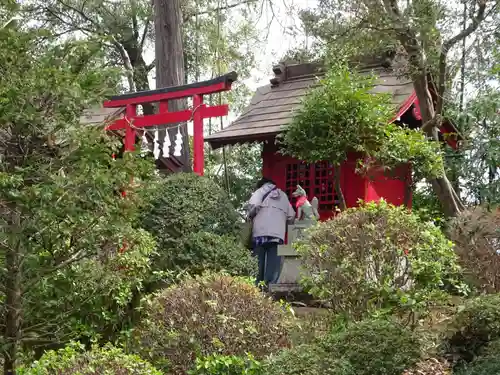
[24,228,156,348]
[446,294,500,363]
[189,354,263,375]
[320,319,423,375]
[455,340,500,375]
[142,173,255,276]
[280,63,444,179]
[296,200,461,318]
[132,273,291,374]
[18,343,161,374]
[448,207,500,293]
[265,344,353,375]
[0,21,159,372]
[266,318,422,375]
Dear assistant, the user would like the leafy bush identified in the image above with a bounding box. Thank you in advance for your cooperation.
[446,293,500,362]
[449,207,500,293]
[18,342,161,374]
[279,62,393,165]
[189,354,263,375]
[142,173,254,276]
[279,62,443,179]
[144,173,241,238]
[369,124,444,180]
[296,200,461,318]
[321,318,422,375]
[455,340,500,375]
[457,358,500,375]
[132,273,291,374]
[172,231,256,276]
[265,344,353,375]
[25,228,157,347]
[266,318,421,375]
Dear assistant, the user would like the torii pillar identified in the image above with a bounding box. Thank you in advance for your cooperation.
[103,72,238,175]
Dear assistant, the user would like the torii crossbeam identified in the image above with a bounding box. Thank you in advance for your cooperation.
[104,72,238,175]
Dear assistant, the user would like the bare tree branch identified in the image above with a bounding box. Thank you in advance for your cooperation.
[183,0,256,22]
[139,16,151,51]
[146,60,155,71]
[436,0,488,114]
[131,0,140,40]
[111,38,137,91]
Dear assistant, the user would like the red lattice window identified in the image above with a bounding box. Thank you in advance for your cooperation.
[285,161,339,213]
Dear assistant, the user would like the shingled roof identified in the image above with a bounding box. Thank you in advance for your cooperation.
[206,62,415,149]
[79,105,184,173]
[79,106,125,127]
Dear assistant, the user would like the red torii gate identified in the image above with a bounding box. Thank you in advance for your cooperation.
[103,72,238,175]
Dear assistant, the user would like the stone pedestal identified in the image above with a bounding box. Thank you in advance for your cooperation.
[269,222,313,293]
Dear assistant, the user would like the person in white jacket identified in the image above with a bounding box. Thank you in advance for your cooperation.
[246,177,295,289]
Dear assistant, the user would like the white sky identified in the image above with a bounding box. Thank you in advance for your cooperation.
[141,0,316,134]
[143,0,491,135]
[244,0,317,90]
[144,0,315,90]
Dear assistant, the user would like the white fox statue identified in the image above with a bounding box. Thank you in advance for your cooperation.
[291,185,320,222]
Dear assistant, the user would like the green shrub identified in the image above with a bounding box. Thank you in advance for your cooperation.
[296,200,462,318]
[321,318,422,375]
[189,354,263,375]
[279,62,443,179]
[18,342,161,374]
[457,359,500,375]
[173,231,256,276]
[132,273,291,374]
[24,227,157,350]
[142,173,253,276]
[455,340,500,375]
[265,344,353,375]
[446,294,500,362]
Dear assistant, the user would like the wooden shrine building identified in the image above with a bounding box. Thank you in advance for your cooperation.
[206,58,462,291]
[206,59,461,219]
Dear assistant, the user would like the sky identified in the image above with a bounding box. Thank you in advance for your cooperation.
[144,0,316,91]
[243,0,316,90]
[150,0,319,134]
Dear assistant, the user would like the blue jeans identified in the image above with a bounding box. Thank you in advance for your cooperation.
[252,242,282,287]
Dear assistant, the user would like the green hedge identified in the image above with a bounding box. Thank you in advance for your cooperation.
[446,294,500,362]
[18,343,161,374]
[189,354,263,375]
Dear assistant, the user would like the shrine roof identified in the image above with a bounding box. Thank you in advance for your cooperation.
[79,106,184,173]
[206,62,415,149]
[79,106,125,126]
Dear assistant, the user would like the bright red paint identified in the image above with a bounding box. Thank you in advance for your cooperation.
[104,76,235,175]
[192,94,204,176]
[103,81,231,108]
[105,105,228,132]
[262,142,411,222]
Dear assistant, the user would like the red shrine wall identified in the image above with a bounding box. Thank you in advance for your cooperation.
[262,141,411,220]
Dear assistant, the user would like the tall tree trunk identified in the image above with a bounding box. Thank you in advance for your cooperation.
[399,34,465,218]
[154,0,191,171]
[3,212,22,375]
[412,76,465,217]
[334,165,347,211]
